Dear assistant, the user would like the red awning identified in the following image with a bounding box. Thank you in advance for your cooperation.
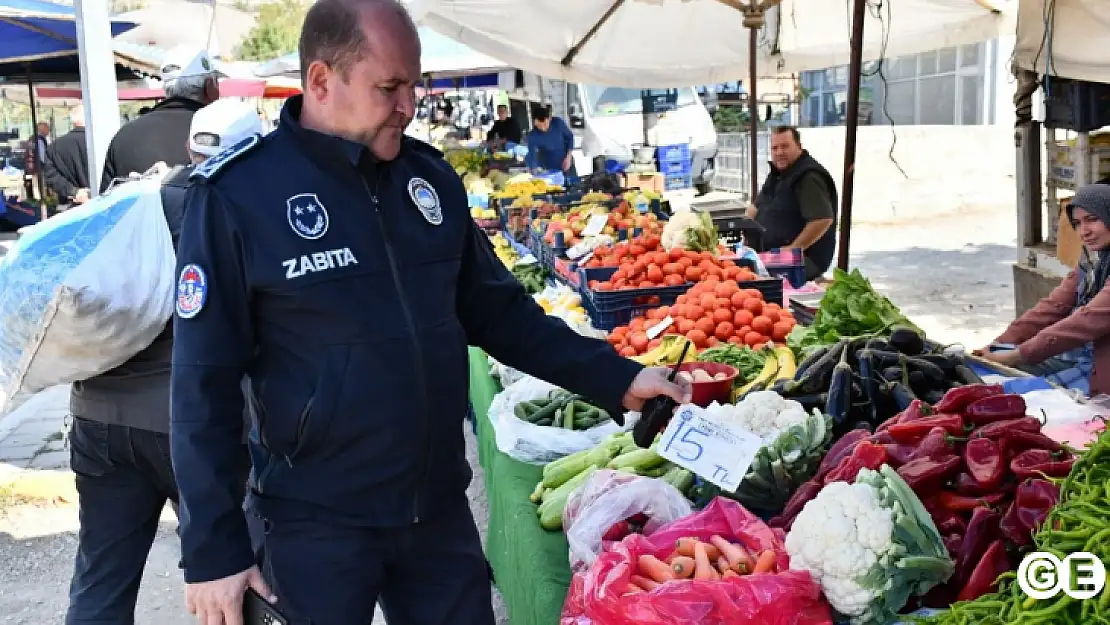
[34,78,298,101]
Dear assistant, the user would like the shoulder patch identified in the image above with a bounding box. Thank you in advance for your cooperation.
[190,134,261,182]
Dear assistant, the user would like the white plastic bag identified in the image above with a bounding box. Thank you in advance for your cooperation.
[487,375,632,464]
[0,177,175,415]
[1023,389,1110,448]
[563,469,693,570]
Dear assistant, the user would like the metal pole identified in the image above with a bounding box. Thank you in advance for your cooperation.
[25,67,46,220]
[748,28,759,201]
[836,0,867,272]
[74,0,122,197]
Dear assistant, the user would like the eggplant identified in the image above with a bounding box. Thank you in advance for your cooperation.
[793,345,831,381]
[824,348,853,425]
[849,419,874,433]
[867,350,907,368]
[857,349,880,425]
[770,378,793,395]
[923,339,948,354]
[882,366,903,382]
[916,353,960,373]
[788,339,848,395]
[864,338,893,351]
[907,370,932,396]
[887,381,918,411]
[953,363,984,385]
[903,357,948,388]
[792,393,829,412]
[889,326,926,355]
[922,389,947,405]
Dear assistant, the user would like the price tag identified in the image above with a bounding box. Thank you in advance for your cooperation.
[576,250,595,264]
[658,405,763,492]
[645,315,673,340]
[581,214,609,238]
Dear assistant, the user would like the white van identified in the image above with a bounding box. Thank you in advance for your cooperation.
[562,84,718,186]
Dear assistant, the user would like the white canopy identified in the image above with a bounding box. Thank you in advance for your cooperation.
[408,0,1014,88]
[1013,0,1110,84]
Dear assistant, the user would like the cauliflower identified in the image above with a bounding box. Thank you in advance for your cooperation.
[785,465,954,625]
[709,390,808,444]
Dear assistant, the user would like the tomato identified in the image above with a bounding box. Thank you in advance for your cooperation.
[706,336,720,348]
[652,252,669,265]
[753,342,767,351]
[684,266,703,281]
[677,256,694,269]
[619,346,638,357]
[694,317,716,336]
[742,298,763,315]
[629,317,646,332]
[714,322,734,342]
[675,294,689,305]
[656,305,670,318]
[662,262,682,276]
[646,265,664,283]
[664,274,685,286]
[677,319,696,334]
[596,282,614,291]
[733,309,754,327]
[736,324,752,338]
[712,308,732,324]
[668,247,685,261]
[772,321,794,342]
[699,293,717,309]
[629,244,647,257]
[727,336,742,345]
[686,305,705,321]
[629,332,650,352]
[744,331,764,347]
[751,316,774,335]
[715,297,731,310]
[697,251,715,262]
[637,280,653,288]
[744,288,762,298]
[762,309,780,324]
[647,338,662,351]
[606,334,623,346]
[686,329,709,348]
[729,291,747,309]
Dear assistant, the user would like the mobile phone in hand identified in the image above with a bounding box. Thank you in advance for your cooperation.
[243,588,288,625]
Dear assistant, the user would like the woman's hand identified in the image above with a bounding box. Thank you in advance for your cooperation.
[979,348,1025,368]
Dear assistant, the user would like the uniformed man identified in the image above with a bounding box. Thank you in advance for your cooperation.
[64,100,261,625]
[170,1,690,624]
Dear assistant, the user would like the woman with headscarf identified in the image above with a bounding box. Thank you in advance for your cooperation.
[977,183,1110,395]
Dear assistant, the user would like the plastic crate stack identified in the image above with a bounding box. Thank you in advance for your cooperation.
[657,144,692,191]
[577,266,690,331]
[759,248,807,288]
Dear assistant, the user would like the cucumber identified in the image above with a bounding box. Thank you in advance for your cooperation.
[514,403,530,420]
[527,399,562,424]
[552,408,564,428]
[535,417,553,426]
[564,401,577,428]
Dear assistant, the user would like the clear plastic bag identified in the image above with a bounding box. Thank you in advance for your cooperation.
[487,375,633,464]
[1024,389,1110,448]
[564,469,693,570]
[560,498,833,625]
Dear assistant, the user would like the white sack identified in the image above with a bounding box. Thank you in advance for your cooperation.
[0,178,175,415]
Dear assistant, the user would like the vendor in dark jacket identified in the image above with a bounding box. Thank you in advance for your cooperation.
[98,47,221,193]
[43,105,90,205]
[525,106,576,178]
[485,104,521,147]
[745,126,837,281]
[64,99,262,625]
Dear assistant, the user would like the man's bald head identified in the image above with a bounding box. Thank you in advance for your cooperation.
[298,0,419,87]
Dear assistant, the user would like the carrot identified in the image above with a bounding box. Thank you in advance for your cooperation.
[710,535,755,572]
[638,554,676,583]
[623,583,643,596]
[670,556,696,578]
[722,569,740,579]
[631,574,660,592]
[663,550,682,564]
[693,541,719,580]
[675,537,720,560]
[716,556,732,575]
[752,549,776,574]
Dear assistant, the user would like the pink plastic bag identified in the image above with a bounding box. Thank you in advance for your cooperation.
[560,498,833,625]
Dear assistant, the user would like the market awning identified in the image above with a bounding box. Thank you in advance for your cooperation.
[28,77,299,100]
[1013,0,1110,83]
[407,0,1014,87]
[0,0,137,76]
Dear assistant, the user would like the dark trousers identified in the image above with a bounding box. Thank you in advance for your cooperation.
[65,418,180,625]
[255,502,495,625]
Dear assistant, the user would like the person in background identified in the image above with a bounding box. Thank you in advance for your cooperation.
[978,184,1110,396]
[44,105,90,206]
[525,106,575,178]
[170,1,688,623]
[65,99,261,625]
[744,126,837,282]
[99,47,221,192]
[485,104,521,148]
[35,121,51,164]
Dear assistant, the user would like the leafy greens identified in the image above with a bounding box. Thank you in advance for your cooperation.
[788,268,916,350]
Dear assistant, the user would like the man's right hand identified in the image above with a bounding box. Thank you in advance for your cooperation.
[185,565,275,625]
[744,203,758,220]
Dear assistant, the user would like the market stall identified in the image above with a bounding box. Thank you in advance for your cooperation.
[465,187,1110,624]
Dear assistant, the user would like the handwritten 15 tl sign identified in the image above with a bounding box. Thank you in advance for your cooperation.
[657,405,762,492]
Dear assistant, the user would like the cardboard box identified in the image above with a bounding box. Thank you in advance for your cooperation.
[623,172,664,194]
[1057,197,1082,268]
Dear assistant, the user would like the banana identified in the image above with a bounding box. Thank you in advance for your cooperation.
[773,346,797,380]
[732,351,779,401]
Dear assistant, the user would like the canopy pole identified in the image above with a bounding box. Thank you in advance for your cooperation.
[25,67,47,220]
[747,28,758,201]
[836,0,867,272]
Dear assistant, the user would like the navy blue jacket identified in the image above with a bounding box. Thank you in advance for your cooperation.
[170,96,642,583]
[525,117,574,171]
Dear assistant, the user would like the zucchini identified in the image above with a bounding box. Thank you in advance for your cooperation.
[607,448,666,471]
[538,466,598,530]
[528,481,545,503]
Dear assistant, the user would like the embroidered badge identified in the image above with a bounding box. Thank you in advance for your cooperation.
[176,263,208,319]
[286,192,330,240]
[407,177,443,225]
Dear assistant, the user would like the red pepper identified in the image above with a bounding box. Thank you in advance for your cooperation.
[967,416,1042,441]
[876,399,931,433]
[1001,430,1066,454]
[955,507,1001,586]
[933,508,969,535]
[774,479,824,530]
[1001,479,1059,546]
[937,490,1007,512]
[957,539,1012,602]
[602,520,631,541]
[886,413,967,443]
[934,383,1004,413]
[882,426,958,467]
[943,534,964,559]
[869,430,896,445]
[823,440,889,485]
[896,454,962,495]
[953,472,988,496]
[964,394,1027,425]
[964,437,1005,490]
[815,429,871,480]
[1010,449,1076,480]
